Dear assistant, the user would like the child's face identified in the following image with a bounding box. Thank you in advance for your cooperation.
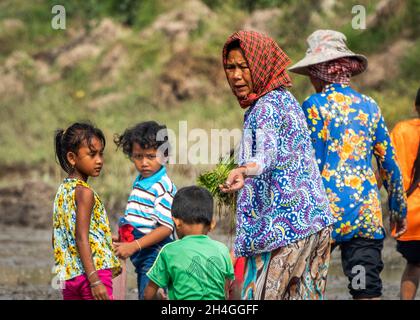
[131,143,163,178]
[68,136,104,179]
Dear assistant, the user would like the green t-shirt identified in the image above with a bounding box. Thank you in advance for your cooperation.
[146,235,234,300]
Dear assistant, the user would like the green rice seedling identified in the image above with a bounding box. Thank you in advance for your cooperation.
[197,153,237,232]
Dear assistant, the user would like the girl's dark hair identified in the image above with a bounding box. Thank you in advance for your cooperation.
[407,144,420,197]
[54,122,106,173]
[114,121,169,157]
[416,87,420,115]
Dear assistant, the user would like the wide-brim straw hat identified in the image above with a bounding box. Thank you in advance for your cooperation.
[288,29,368,76]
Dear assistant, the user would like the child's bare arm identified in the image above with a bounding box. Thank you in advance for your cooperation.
[225,279,233,299]
[144,280,160,300]
[230,250,237,266]
[138,225,172,248]
[114,225,172,259]
[75,186,109,300]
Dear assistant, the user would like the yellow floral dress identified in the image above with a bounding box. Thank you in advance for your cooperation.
[302,83,407,242]
[53,178,121,280]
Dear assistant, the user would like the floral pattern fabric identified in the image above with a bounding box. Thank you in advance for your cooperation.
[242,226,332,300]
[53,178,121,281]
[302,83,407,242]
[235,88,335,257]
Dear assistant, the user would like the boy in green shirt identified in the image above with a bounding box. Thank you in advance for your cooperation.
[144,186,234,300]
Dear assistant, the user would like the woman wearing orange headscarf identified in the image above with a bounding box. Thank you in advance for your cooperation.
[391,88,420,300]
[219,31,335,300]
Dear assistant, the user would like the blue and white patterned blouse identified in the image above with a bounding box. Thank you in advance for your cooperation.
[235,88,335,257]
[302,83,407,243]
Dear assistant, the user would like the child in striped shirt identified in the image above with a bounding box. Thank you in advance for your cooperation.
[113,121,176,299]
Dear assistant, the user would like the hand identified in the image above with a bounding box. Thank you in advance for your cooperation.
[156,288,168,300]
[391,217,407,239]
[219,168,246,193]
[91,282,110,300]
[113,241,138,259]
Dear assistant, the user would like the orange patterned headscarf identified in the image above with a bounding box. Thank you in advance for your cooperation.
[223,31,292,108]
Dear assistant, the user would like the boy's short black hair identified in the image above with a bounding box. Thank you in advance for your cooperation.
[172,186,214,226]
[114,121,169,157]
[416,87,420,108]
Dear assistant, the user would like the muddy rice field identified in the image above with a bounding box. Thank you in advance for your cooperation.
[0,223,418,300]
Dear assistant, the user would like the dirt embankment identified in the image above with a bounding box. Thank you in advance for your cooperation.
[0,164,65,229]
[0,162,61,230]
[0,178,55,229]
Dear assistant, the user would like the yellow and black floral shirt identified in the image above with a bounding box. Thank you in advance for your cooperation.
[53,178,121,280]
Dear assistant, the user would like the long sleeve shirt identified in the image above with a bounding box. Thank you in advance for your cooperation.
[302,83,407,243]
[235,88,335,257]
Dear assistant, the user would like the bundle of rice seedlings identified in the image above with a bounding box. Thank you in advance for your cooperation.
[197,153,237,233]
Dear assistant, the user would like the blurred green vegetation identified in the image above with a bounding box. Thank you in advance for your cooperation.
[0,0,418,214]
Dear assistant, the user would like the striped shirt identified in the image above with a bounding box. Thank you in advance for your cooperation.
[124,166,176,233]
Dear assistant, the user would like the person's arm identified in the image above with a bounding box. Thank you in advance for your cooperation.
[230,250,237,267]
[112,233,119,243]
[220,101,279,193]
[243,102,279,174]
[144,280,160,300]
[301,98,327,172]
[219,162,258,193]
[372,109,407,237]
[114,189,174,259]
[75,185,109,300]
[225,279,232,299]
[224,247,235,299]
[113,225,172,259]
[390,123,409,190]
[145,249,169,300]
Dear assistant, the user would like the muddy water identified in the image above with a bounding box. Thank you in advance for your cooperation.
[0,225,418,300]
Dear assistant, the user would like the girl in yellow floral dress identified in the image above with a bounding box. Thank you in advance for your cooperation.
[53,122,121,300]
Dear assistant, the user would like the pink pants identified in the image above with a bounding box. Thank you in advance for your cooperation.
[62,269,113,300]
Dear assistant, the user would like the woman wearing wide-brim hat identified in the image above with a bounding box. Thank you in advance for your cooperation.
[289,29,407,300]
